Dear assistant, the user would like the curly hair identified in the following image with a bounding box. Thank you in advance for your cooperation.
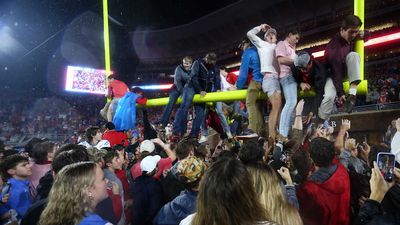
[39,161,97,225]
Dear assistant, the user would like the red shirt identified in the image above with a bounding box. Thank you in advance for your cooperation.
[108,80,128,98]
[226,72,238,85]
[130,157,173,180]
[102,130,129,147]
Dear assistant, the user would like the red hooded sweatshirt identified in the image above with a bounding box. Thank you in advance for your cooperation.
[297,163,351,225]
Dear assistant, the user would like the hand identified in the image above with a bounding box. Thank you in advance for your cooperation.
[396,118,400,131]
[300,83,311,91]
[111,181,120,195]
[369,161,395,203]
[303,112,313,125]
[316,125,328,139]
[1,194,9,204]
[359,142,370,163]
[200,91,207,97]
[295,99,305,115]
[338,95,346,104]
[345,138,357,151]
[124,199,133,210]
[228,86,237,91]
[358,30,365,39]
[260,24,271,32]
[277,167,293,185]
[162,169,170,178]
[340,119,351,132]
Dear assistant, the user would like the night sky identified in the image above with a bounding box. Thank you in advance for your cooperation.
[0,0,238,95]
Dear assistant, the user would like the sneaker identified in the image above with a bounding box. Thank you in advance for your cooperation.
[227,132,233,139]
[199,135,207,143]
[344,94,356,113]
[236,129,258,139]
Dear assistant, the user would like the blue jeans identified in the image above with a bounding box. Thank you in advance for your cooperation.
[201,102,231,136]
[279,75,297,137]
[159,88,181,126]
[172,86,205,137]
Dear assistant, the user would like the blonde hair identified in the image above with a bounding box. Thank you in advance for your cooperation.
[247,163,303,225]
[39,161,97,225]
[192,158,270,225]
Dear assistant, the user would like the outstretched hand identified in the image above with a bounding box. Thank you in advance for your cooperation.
[295,99,305,116]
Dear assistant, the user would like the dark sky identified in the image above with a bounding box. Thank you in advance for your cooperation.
[0,0,239,94]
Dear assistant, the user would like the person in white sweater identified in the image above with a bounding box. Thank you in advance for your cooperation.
[247,24,281,143]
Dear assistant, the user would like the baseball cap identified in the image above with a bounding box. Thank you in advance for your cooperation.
[140,155,161,174]
[140,140,155,153]
[177,156,207,183]
[294,51,311,69]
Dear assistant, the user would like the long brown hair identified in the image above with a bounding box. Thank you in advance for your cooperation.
[39,162,97,225]
[247,163,303,225]
[192,158,270,225]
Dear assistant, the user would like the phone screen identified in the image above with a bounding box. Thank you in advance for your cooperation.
[377,153,396,182]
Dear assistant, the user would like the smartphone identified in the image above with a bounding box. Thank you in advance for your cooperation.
[377,152,396,182]
[1,182,11,196]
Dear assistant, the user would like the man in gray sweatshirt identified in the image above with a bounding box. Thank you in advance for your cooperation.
[158,56,193,129]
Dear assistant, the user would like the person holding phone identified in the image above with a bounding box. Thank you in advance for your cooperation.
[354,161,400,224]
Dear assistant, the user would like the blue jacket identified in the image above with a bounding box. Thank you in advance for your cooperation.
[154,190,197,225]
[78,213,111,225]
[174,65,191,92]
[5,178,32,218]
[237,46,263,89]
[187,59,221,93]
[113,92,138,131]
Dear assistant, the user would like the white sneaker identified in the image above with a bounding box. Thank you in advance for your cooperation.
[227,132,233,139]
[199,135,207,143]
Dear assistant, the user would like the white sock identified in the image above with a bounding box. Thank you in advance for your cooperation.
[349,87,357,96]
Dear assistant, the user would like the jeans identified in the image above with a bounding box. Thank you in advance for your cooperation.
[201,102,231,136]
[318,78,336,120]
[159,88,181,126]
[172,86,205,137]
[279,75,297,137]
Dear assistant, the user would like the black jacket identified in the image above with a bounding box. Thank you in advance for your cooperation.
[187,59,221,93]
[292,60,328,116]
[131,175,164,225]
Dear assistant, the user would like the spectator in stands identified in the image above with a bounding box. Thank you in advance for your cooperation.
[132,155,164,225]
[236,37,263,138]
[158,56,193,129]
[100,74,129,122]
[0,155,33,218]
[172,53,220,141]
[292,51,329,124]
[275,30,301,140]
[180,157,277,225]
[324,15,368,113]
[79,126,110,149]
[102,122,129,147]
[247,23,280,141]
[154,156,207,225]
[246,163,302,225]
[297,137,351,225]
[38,162,110,225]
[28,141,57,188]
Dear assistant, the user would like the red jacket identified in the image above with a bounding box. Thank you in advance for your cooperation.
[102,130,129,147]
[297,163,351,225]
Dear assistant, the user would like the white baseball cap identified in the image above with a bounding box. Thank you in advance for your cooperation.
[140,155,161,174]
[140,140,155,153]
